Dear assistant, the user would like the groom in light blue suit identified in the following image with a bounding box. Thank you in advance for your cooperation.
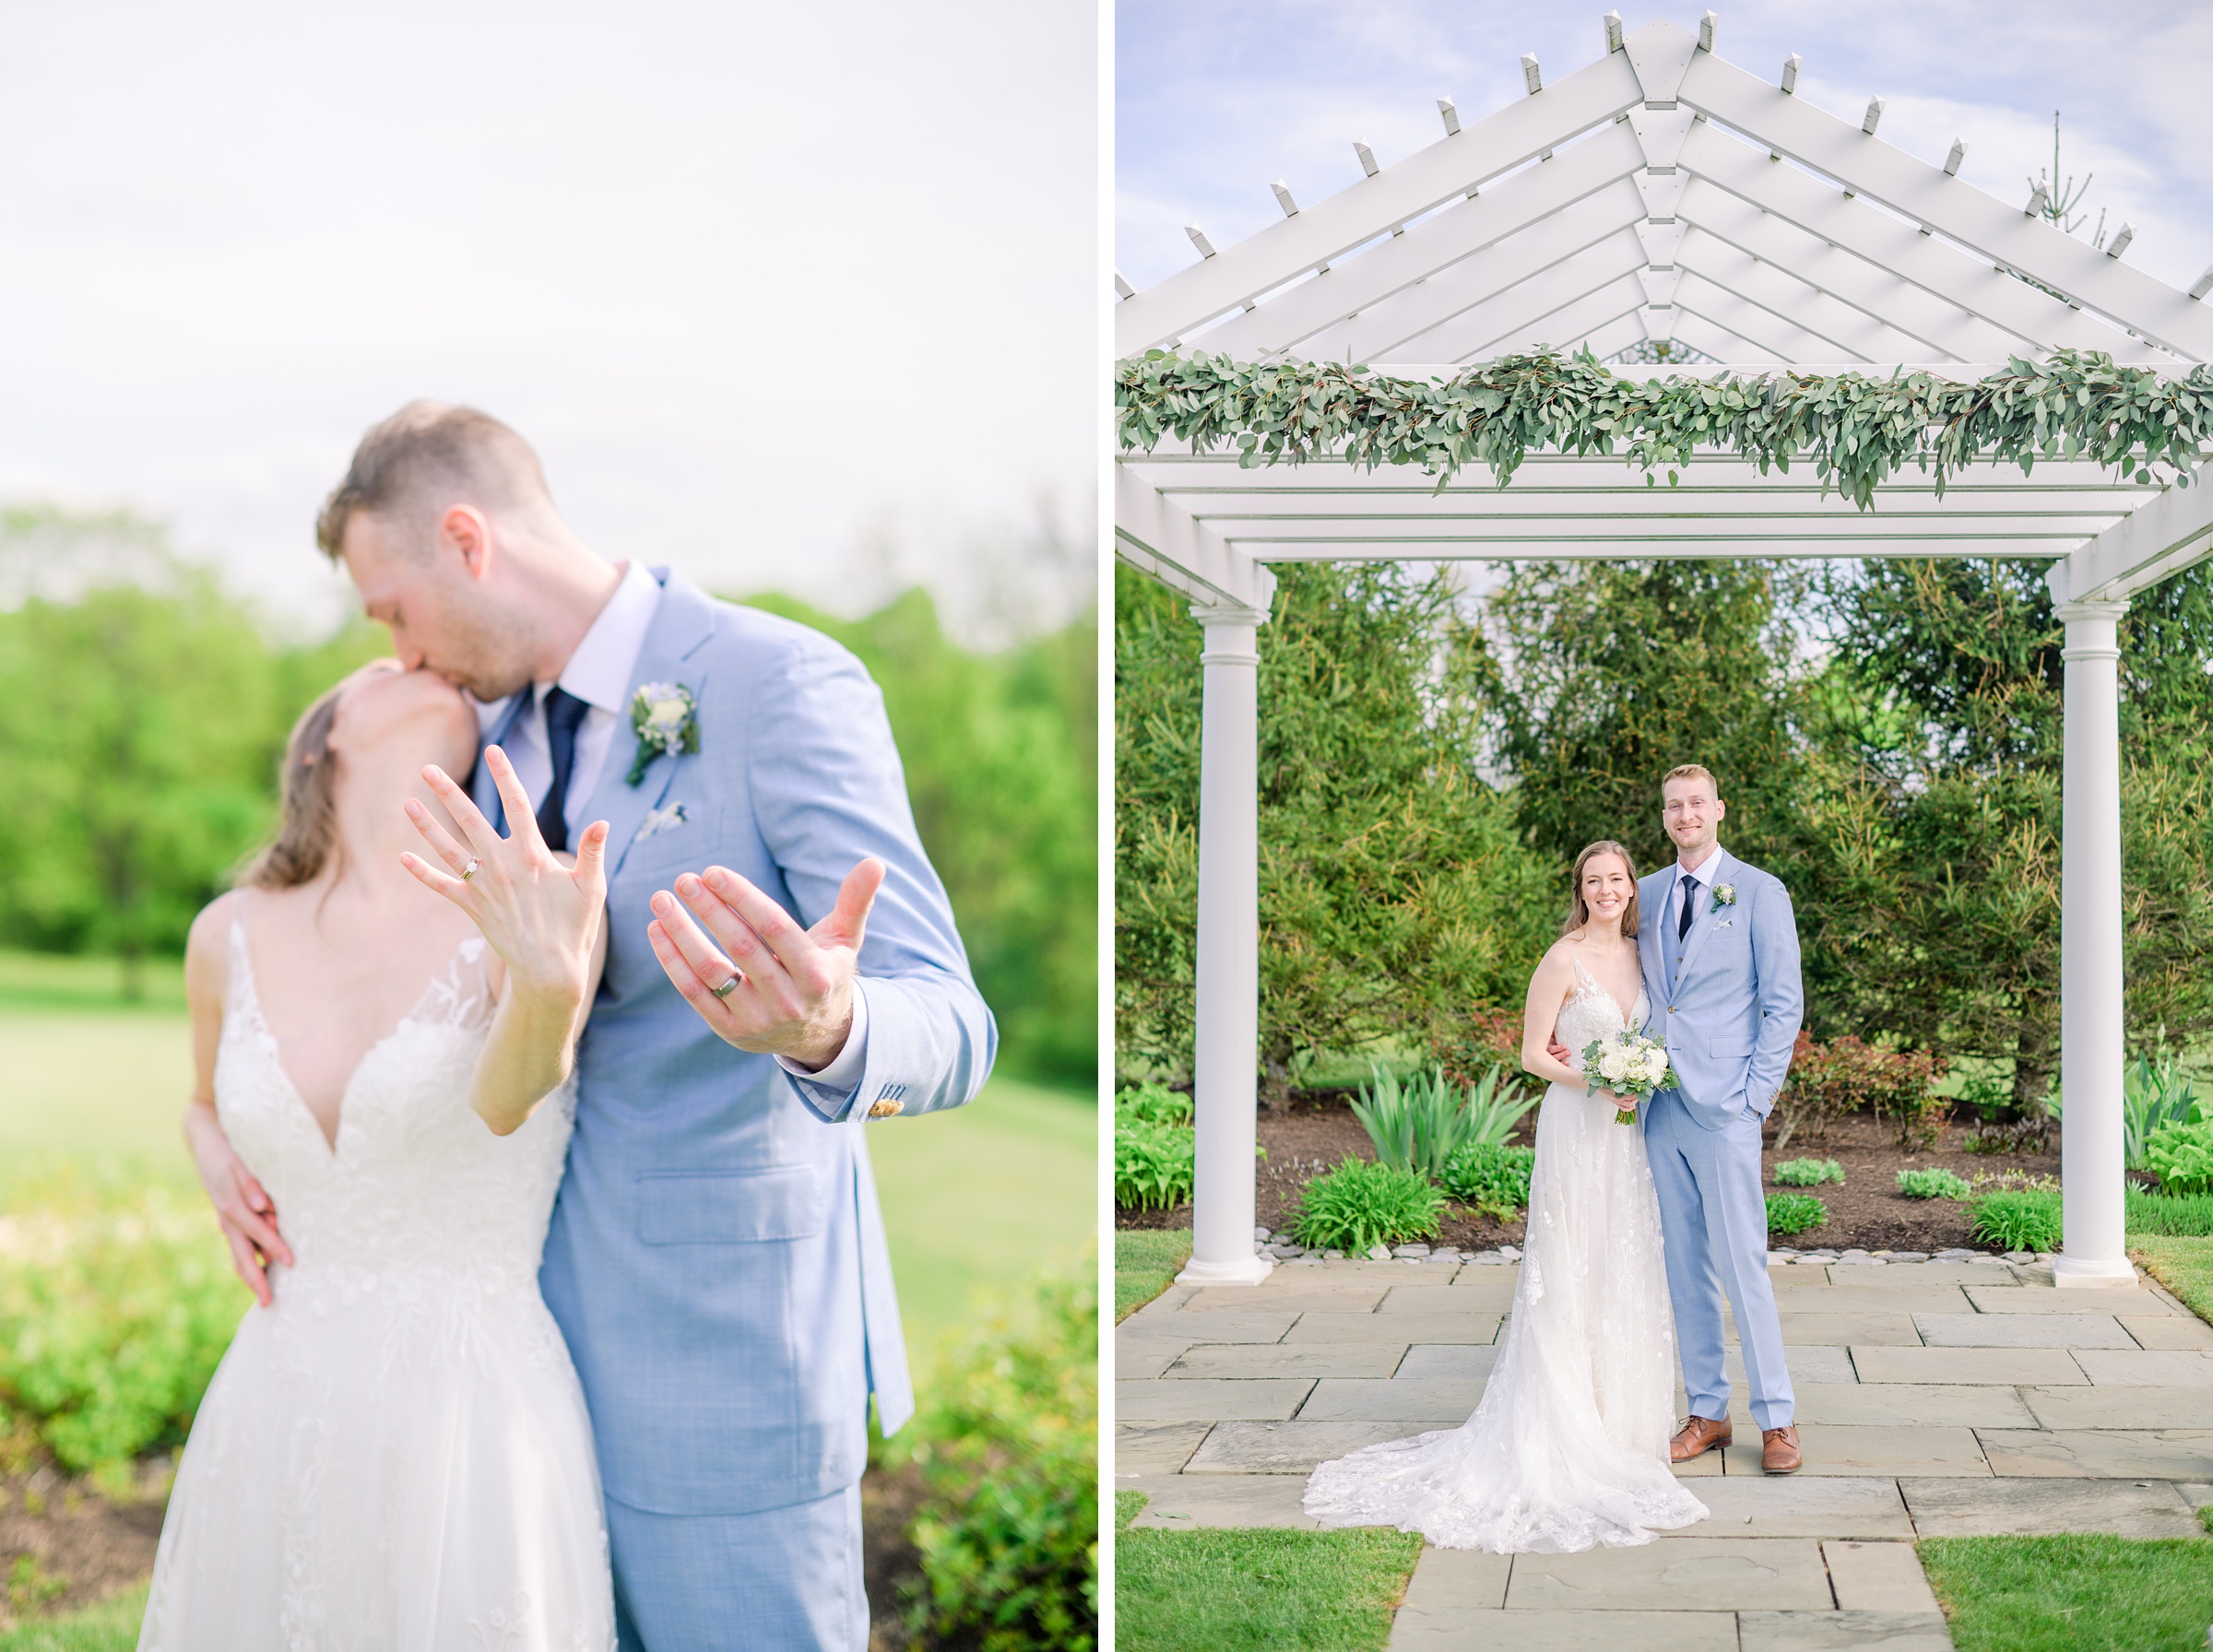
[316,403,995,1648]
[1635,763,1804,1475]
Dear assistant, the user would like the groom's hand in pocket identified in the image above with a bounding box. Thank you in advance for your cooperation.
[646,859,884,1070]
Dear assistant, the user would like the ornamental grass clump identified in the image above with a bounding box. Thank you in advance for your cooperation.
[1773,1158,1844,1187]
[1288,1160,1444,1255]
[1439,1143,1534,1221]
[2123,1188,2213,1238]
[1969,1189,2063,1253]
[1764,1193,1829,1236]
[1897,1166,1974,1200]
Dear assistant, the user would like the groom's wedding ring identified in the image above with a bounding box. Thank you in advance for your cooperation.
[709,973,741,999]
[461,858,482,882]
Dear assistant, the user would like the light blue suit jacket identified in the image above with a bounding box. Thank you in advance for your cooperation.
[475,571,995,1518]
[1637,847,1803,1131]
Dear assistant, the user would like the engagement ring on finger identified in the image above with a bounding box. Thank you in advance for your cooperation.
[461,858,482,882]
[709,974,741,999]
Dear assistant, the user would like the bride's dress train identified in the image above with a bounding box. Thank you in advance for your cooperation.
[1303,961,1709,1552]
[139,922,615,1651]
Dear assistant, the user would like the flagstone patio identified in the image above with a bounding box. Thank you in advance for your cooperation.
[1116,1252,2213,1650]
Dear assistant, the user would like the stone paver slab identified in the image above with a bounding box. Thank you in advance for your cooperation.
[1185,1286,1385,1313]
[1449,1265,1521,1286]
[1679,1346,1856,1389]
[1769,1313,1926,1347]
[1826,1540,1941,1612]
[1739,1611,1955,1650]
[1121,1309,1296,1343]
[1114,1422,1210,1476]
[1900,1475,2201,1536]
[1392,1607,1738,1649]
[1852,1346,2086,1385]
[1977,1427,2213,1479]
[2124,1315,2213,1349]
[1791,1382,2034,1428]
[1787,1286,1978,1314]
[1675,1475,1912,1537]
[1301,1378,1483,1421]
[1166,1343,1405,1380]
[1396,1345,1503,1381]
[1719,1425,1990,1478]
[1505,1537,1833,1611]
[1117,1339,1190,1379]
[1287,1311,1497,1344]
[1399,1545,1511,1610]
[1122,1472,1319,1528]
[2020,1385,2213,1429]
[1842,1265,2024,1287]
[1379,1285,1516,1316]
[1965,1283,2163,1315]
[2074,1348,2213,1386]
[1119,1285,1198,1324]
[1191,1418,1462,1474]
[1117,1377,1313,1422]
[1911,1312,2134,1349]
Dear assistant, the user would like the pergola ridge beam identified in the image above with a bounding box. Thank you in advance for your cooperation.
[1115,50,1644,354]
[1676,50,2213,360]
[1114,464,1275,611]
[2055,478,2213,602]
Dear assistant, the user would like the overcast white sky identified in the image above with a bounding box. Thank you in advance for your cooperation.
[1118,1,2213,320]
[0,1,1095,639]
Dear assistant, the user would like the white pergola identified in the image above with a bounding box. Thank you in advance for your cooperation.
[1116,15,2213,1291]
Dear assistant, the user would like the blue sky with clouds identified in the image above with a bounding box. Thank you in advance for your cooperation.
[1117,1,2213,313]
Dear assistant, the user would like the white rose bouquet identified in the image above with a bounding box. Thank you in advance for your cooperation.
[1580,1029,1674,1126]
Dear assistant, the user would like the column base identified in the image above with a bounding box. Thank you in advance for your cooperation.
[2053,1254,2138,1289]
[1175,1252,1276,1287]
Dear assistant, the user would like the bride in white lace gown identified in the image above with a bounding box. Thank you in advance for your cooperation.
[1304,841,1709,1552]
[142,662,618,1650]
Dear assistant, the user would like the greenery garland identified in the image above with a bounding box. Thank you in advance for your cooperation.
[1116,348,2213,508]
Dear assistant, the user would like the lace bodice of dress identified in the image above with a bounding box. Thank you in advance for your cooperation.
[1555,955,1650,1059]
[215,921,576,1308]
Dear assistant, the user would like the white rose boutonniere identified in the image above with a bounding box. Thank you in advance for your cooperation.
[1710,882,1737,913]
[626,682,699,785]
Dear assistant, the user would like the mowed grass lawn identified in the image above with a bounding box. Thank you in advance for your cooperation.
[0,952,1096,1375]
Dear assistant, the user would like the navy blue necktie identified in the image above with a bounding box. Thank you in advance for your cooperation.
[1677,875,1699,941]
[534,687,590,854]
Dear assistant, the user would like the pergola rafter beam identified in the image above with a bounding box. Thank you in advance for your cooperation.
[1113,463,1275,611]
[1671,272,1857,361]
[2055,478,2213,602]
[1675,228,1974,364]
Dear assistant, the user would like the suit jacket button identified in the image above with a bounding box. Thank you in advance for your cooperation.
[868,1098,905,1119]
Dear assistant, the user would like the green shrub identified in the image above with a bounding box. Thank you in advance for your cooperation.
[1438,1142,1534,1221]
[2148,1119,2213,1195]
[1116,1081,1191,1127]
[1764,1192,1829,1236]
[2124,1053,2202,1171]
[1970,1188,2063,1253]
[2124,1189,2213,1237]
[0,1166,242,1475]
[1776,1034,1948,1152]
[1773,1158,1843,1187]
[886,1248,1097,1652]
[1897,1166,1974,1200]
[1288,1160,1444,1254]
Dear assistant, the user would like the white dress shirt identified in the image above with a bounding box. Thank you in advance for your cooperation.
[1669,846,1722,944]
[471,560,870,1092]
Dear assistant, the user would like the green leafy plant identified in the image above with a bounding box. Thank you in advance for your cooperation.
[1969,1188,2064,1252]
[1287,1160,1445,1254]
[2124,1052,2202,1171]
[1113,1115,1193,1213]
[2147,1119,2213,1196]
[1351,1065,1535,1184]
[1438,1142,1534,1221]
[1115,1081,1192,1127]
[1764,1193,1829,1236]
[1773,1158,1844,1187]
[884,1250,1097,1652]
[1897,1166,1974,1200]
[1459,1065,1538,1147]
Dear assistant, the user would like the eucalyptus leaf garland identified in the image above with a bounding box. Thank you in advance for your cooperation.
[1116,348,2213,508]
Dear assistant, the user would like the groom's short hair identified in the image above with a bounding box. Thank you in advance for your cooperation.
[315,401,552,560]
[1662,762,1719,797]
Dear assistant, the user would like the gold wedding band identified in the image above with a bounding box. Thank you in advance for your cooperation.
[461,858,482,882]
[709,974,741,999]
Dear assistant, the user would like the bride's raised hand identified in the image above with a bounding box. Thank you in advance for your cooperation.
[397,746,609,1011]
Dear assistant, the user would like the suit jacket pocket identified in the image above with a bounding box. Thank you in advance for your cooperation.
[637,1166,827,1245]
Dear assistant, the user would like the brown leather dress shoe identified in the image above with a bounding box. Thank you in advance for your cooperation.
[1669,1415,1733,1463]
[1761,1425,1803,1473]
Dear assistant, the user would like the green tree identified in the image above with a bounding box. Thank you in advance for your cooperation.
[1116,562,1554,1099]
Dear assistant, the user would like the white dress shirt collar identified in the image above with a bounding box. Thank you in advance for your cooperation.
[554,559,662,715]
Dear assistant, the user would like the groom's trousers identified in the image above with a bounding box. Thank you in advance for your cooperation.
[1644,1090,1795,1433]
[609,1482,865,1652]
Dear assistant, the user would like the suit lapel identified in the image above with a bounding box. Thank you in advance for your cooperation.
[474,692,533,838]
[1639,876,1665,994]
[578,570,719,880]
[1670,848,1735,987]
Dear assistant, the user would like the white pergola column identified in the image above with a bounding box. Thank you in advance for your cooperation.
[2053,598,2136,1288]
[1178,599,1274,1286]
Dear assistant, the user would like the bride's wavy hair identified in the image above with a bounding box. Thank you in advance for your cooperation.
[239,683,349,891]
[1561,840,1640,938]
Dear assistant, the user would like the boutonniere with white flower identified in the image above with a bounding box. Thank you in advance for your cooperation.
[1711,882,1737,913]
[626,682,699,785]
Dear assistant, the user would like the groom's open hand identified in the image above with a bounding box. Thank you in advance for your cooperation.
[646,859,884,1070]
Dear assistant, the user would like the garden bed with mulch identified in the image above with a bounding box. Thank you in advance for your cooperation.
[1116,1089,2055,1255]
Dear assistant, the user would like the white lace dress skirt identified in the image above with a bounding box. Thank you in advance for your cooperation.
[1304,1071,1710,1552]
